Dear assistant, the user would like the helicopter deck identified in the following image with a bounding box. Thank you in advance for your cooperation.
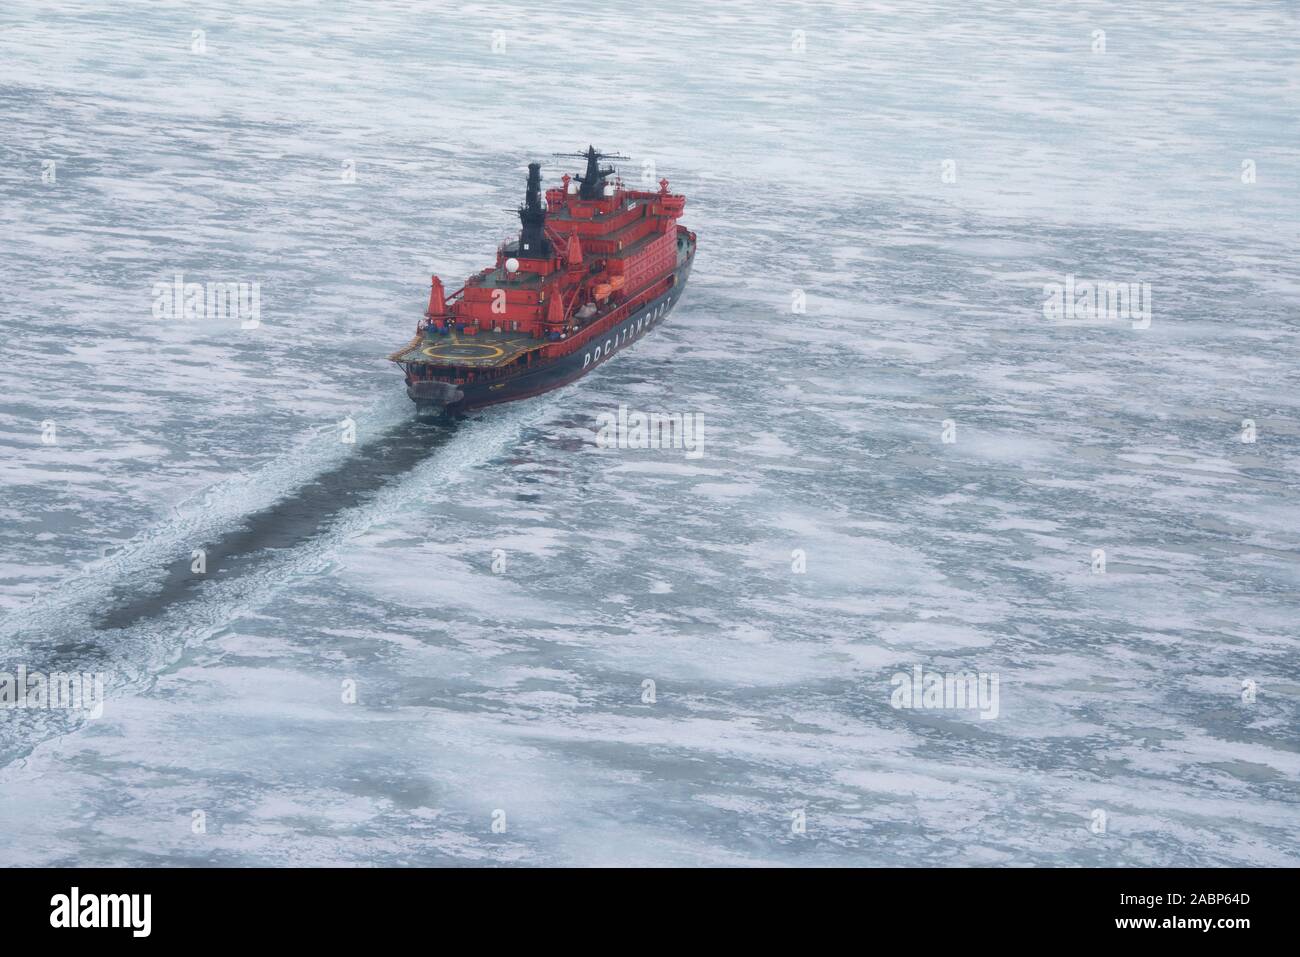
[389,327,547,369]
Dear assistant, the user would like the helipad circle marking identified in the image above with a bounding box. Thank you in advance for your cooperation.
[421,343,505,361]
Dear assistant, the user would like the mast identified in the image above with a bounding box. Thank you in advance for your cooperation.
[554,145,629,200]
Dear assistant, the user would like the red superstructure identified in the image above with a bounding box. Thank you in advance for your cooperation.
[390,147,696,412]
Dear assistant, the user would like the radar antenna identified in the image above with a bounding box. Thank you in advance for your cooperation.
[553,145,629,200]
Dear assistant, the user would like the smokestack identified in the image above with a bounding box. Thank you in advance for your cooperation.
[517,162,549,256]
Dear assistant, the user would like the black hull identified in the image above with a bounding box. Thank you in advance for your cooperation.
[414,254,693,415]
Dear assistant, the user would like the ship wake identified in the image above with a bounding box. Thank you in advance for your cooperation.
[0,394,558,768]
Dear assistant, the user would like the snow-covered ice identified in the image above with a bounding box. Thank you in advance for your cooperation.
[0,0,1296,866]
